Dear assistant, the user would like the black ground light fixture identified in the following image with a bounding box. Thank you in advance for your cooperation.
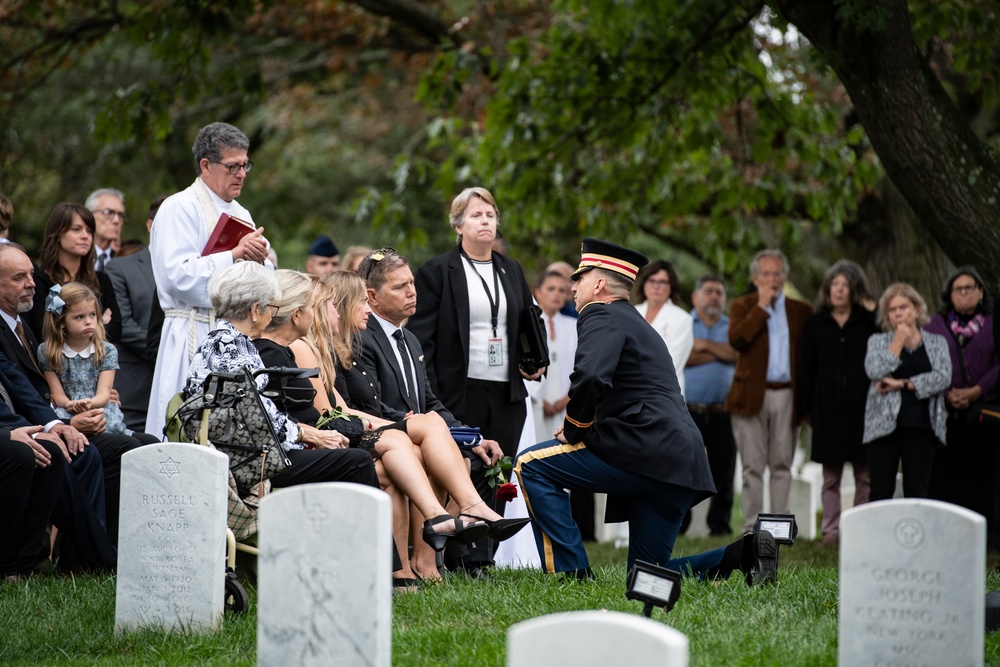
[754,513,799,546]
[625,561,682,618]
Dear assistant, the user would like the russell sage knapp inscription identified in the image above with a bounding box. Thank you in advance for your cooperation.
[838,499,985,667]
[115,443,228,633]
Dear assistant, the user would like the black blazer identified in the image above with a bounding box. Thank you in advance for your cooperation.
[563,300,716,498]
[408,245,534,415]
[360,321,461,426]
[27,267,122,344]
[796,304,877,466]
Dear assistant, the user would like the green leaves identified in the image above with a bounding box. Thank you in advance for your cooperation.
[485,455,514,488]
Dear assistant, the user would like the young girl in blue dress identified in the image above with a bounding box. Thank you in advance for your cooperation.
[38,282,135,436]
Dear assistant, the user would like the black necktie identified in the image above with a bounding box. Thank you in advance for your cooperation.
[392,329,414,400]
[96,252,106,272]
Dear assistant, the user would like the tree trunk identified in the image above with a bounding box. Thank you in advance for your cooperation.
[776,0,1000,290]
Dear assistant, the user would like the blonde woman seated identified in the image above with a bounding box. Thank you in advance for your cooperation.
[254,270,440,585]
[290,271,527,580]
[187,263,486,582]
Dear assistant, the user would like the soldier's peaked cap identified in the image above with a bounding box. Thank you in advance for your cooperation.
[571,238,649,282]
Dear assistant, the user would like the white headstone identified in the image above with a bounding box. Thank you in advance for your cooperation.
[838,499,985,667]
[115,443,228,633]
[788,472,818,539]
[507,610,688,667]
[257,483,392,667]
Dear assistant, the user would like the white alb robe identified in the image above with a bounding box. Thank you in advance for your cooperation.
[144,180,250,436]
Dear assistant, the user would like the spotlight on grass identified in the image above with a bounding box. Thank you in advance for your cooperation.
[754,513,798,546]
[625,561,681,618]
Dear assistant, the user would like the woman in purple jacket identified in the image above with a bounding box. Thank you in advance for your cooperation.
[924,266,999,537]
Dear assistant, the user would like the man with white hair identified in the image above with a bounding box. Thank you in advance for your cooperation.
[85,188,126,271]
[145,122,271,437]
[725,250,812,533]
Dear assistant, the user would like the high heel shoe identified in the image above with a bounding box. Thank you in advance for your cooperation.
[422,514,489,551]
[460,514,531,542]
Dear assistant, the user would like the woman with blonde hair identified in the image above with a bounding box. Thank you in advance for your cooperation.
[409,187,542,460]
[863,283,951,501]
[290,271,527,579]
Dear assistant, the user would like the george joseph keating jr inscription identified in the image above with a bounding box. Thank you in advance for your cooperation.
[838,499,985,667]
[115,443,228,633]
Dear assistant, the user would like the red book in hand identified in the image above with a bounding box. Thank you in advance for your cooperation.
[202,212,255,256]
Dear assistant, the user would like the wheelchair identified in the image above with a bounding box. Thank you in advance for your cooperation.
[165,365,319,616]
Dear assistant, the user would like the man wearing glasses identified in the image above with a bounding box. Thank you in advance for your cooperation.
[145,122,271,437]
[85,188,126,271]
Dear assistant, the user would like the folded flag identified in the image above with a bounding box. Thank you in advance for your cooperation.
[450,426,483,449]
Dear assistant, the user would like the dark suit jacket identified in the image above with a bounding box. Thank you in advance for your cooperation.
[0,317,52,405]
[408,245,534,415]
[724,292,812,422]
[104,248,156,429]
[562,300,715,498]
[0,348,61,433]
[360,321,461,426]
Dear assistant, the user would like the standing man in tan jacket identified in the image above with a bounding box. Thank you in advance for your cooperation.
[726,250,812,532]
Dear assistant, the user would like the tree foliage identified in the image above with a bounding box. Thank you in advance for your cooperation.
[1,1,998,293]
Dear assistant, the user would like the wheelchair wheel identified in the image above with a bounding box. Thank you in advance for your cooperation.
[224,569,249,615]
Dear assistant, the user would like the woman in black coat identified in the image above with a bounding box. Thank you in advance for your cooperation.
[797,260,878,545]
[408,187,544,460]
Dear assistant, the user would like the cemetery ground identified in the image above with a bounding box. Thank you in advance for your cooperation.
[4,537,1000,666]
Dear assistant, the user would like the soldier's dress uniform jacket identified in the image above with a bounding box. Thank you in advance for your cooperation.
[563,300,715,494]
[516,298,719,575]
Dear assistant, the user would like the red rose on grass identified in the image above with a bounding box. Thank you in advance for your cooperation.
[496,482,518,503]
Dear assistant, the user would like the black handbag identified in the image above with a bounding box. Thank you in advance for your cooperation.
[518,304,550,375]
[171,366,293,495]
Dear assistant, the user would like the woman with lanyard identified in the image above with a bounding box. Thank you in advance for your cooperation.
[409,187,544,462]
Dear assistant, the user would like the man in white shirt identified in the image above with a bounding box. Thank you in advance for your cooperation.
[85,188,125,271]
[145,122,270,437]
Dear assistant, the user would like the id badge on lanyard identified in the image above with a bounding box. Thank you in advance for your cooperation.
[488,338,504,366]
[464,251,504,367]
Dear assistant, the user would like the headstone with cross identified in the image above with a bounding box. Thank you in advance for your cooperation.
[257,482,392,667]
[115,443,228,633]
[838,498,985,667]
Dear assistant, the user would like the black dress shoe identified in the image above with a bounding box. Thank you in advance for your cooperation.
[746,530,778,586]
[422,515,489,551]
[460,514,531,542]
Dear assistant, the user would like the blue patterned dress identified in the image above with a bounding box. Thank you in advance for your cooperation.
[37,341,134,436]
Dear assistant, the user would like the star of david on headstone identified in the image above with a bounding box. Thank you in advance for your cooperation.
[159,457,181,479]
[307,504,329,533]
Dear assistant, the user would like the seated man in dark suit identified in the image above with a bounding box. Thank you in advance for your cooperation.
[357,248,505,577]
[1,414,67,583]
[0,242,149,546]
[0,349,116,571]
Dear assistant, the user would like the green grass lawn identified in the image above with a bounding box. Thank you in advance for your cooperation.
[3,535,1000,666]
